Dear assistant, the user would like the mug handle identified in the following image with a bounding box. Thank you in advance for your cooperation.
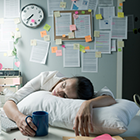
[25,115,33,129]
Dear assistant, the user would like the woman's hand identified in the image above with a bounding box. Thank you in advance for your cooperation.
[73,100,94,136]
[15,114,37,136]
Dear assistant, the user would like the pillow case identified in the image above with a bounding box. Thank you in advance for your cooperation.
[17,91,139,135]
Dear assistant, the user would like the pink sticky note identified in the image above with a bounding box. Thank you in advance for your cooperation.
[70,25,76,31]
[92,134,112,140]
[75,11,78,14]
[73,14,78,19]
[62,45,65,48]
[15,61,20,67]
[13,78,20,85]
[31,19,35,23]
[56,50,62,56]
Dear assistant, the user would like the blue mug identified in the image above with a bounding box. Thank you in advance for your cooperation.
[25,111,49,136]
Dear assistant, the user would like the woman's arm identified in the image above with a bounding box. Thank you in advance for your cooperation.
[73,95,116,136]
[3,100,37,136]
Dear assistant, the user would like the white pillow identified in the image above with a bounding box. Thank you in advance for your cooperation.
[17,91,139,135]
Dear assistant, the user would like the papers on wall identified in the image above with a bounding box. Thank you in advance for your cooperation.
[95,31,111,54]
[127,15,134,32]
[99,7,115,29]
[111,40,116,51]
[0,41,13,52]
[71,0,98,16]
[1,19,17,41]
[98,0,113,6]
[74,15,91,38]
[4,0,20,18]
[111,16,128,39]
[47,0,64,17]
[55,13,72,36]
[63,44,80,67]
[30,40,50,64]
[82,50,98,73]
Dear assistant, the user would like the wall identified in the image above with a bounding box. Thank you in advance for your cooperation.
[0,0,117,96]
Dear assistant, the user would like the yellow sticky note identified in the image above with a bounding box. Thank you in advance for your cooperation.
[118,12,124,18]
[16,28,19,31]
[4,53,7,56]
[43,24,51,31]
[73,44,80,49]
[51,46,57,53]
[88,9,92,12]
[94,31,100,37]
[117,41,124,47]
[96,14,102,20]
[56,39,62,45]
[44,35,50,41]
[60,2,66,8]
[85,46,90,50]
[54,11,60,17]
[56,50,62,56]
[95,52,101,58]
[40,31,47,37]
[85,35,92,42]
[30,40,37,46]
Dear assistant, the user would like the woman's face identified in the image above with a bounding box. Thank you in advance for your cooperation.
[51,78,78,99]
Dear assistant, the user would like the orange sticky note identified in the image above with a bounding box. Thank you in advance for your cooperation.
[40,31,47,37]
[62,34,66,38]
[85,35,92,42]
[85,46,90,50]
[51,46,57,53]
[70,25,76,31]
[13,78,20,85]
[56,50,62,56]
[119,3,123,6]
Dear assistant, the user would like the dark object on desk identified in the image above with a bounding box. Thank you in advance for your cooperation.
[133,94,140,108]
[0,70,21,77]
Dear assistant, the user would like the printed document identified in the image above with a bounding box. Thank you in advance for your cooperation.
[98,0,113,6]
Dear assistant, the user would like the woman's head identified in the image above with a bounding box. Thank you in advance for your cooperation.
[51,76,94,100]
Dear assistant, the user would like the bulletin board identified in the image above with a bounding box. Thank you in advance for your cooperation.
[53,10,93,41]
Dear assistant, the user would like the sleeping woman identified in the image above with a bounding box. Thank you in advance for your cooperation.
[3,71,116,137]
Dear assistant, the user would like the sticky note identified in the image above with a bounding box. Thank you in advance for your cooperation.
[56,39,62,45]
[88,9,92,12]
[0,18,4,24]
[81,11,85,14]
[43,24,51,31]
[85,35,92,42]
[119,3,123,6]
[75,11,78,14]
[62,34,66,38]
[119,0,123,3]
[118,12,124,18]
[16,28,19,31]
[73,14,79,19]
[40,31,47,37]
[70,25,76,31]
[3,53,7,56]
[94,31,100,37]
[60,2,66,8]
[96,14,102,19]
[54,11,60,17]
[80,45,85,51]
[73,44,80,49]
[14,18,21,24]
[13,78,20,85]
[95,52,101,58]
[44,35,50,41]
[30,40,37,46]
[15,32,21,39]
[51,46,57,53]
[56,50,62,56]
[62,45,65,48]
[85,46,90,50]
[68,32,74,38]
[117,41,124,47]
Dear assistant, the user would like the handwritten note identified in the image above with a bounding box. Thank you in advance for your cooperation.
[54,11,60,17]
[44,35,50,41]
[74,43,80,49]
[85,46,90,50]
[85,35,92,42]
[95,52,101,58]
[56,50,62,56]
[118,12,124,18]
[56,39,62,45]
[68,32,74,38]
[117,41,124,47]
[70,25,76,31]
[30,40,37,46]
[51,46,57,53]
[94,31,100,37]
[60,2,66,8]
[73,14,79,19]
[43,24,51,31]
[40,31,47,37]
[96,14,102,19]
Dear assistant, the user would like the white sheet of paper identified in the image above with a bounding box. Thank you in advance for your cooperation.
[98,0,113,6]
[1,19,17,41]
[99,7,115,29]
[71,0,98,16]
[111,40,116,51]
[111,16,128,39]
[82,50,98,73]
[55,13,72,36]
[47,0,64,17]
[63,44,80,67]
[0,41,13,52]
[74,15,91,38]
[30,40,50,64]
[4,0,20,18]
[95,31,111,54]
